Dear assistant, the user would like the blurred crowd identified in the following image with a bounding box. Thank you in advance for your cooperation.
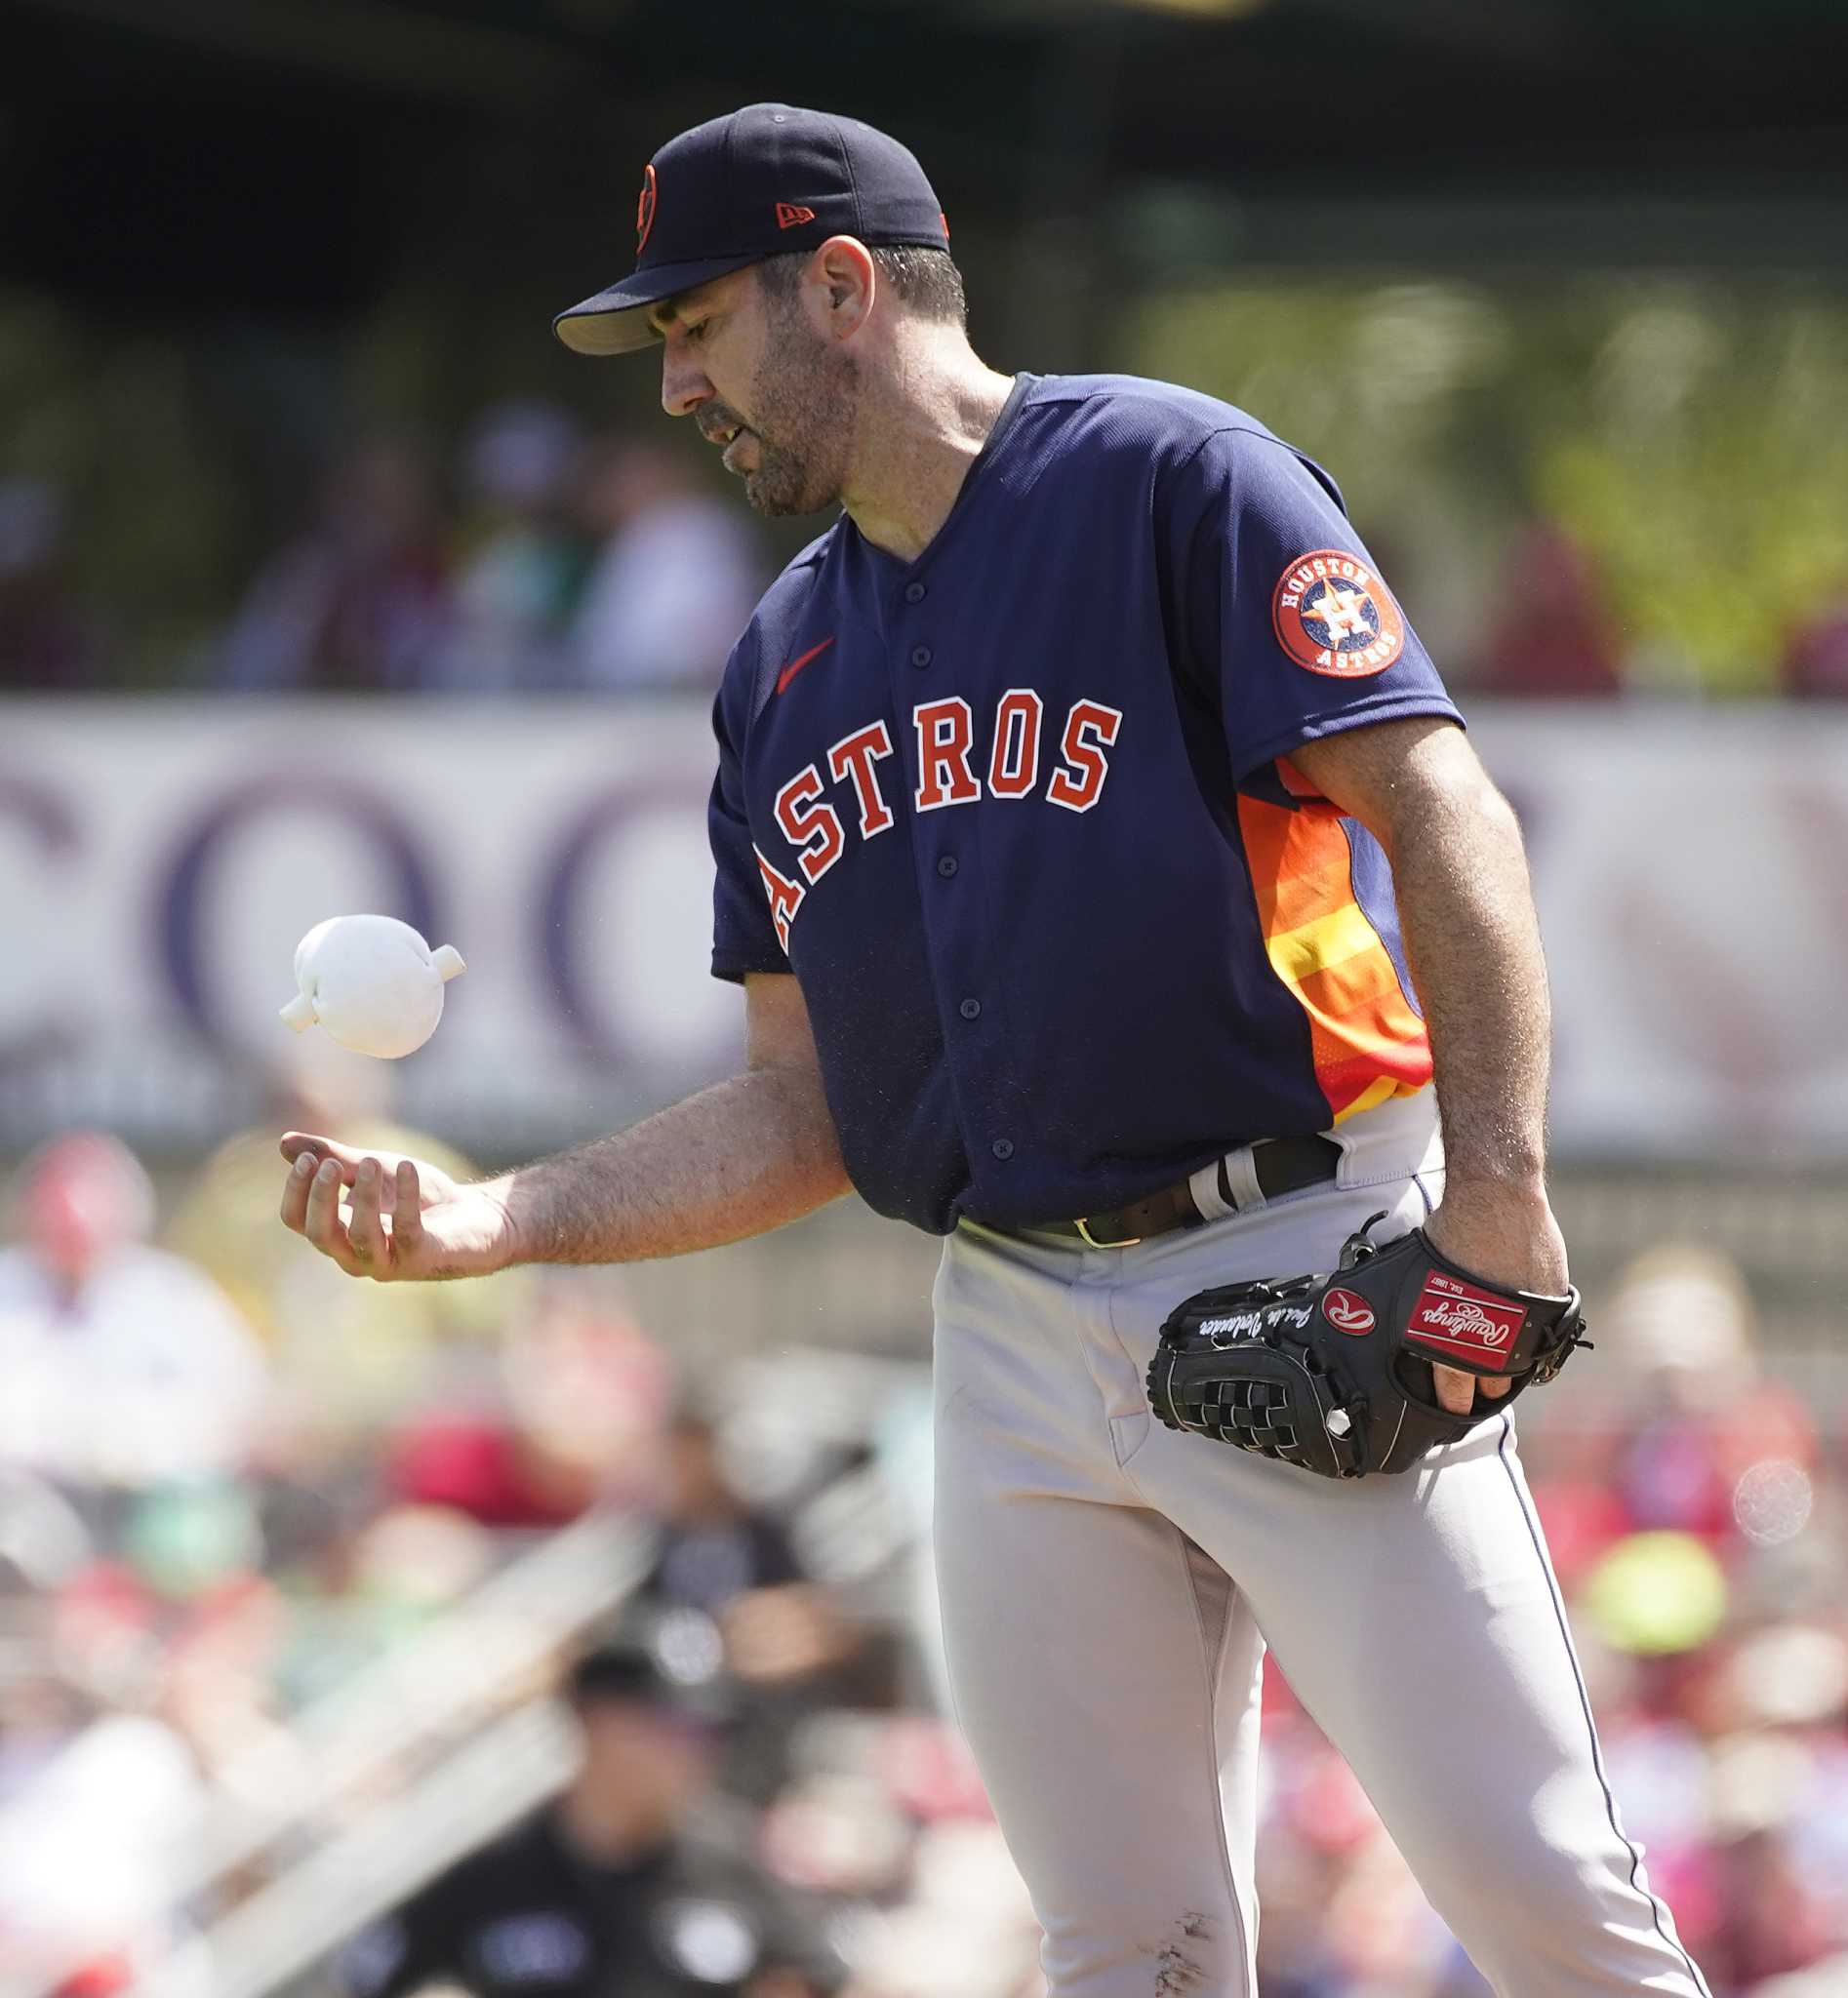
[0,1130,1844,1997]
[1460,522,1848,702]
[1,404,766,698]
[1252,1248,1848,1998]
[7,413,1848,700]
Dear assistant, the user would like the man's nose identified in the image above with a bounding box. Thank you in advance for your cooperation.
[661,344,711,419]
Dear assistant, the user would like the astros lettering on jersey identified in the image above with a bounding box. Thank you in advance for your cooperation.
[709,374,1459,1235]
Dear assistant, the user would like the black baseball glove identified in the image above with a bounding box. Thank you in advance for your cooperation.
[1145,1215,1589,1479]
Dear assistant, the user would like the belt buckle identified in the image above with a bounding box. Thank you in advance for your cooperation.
[1073,1215,1140,1249]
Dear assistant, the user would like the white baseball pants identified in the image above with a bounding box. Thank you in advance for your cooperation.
[931,1094,1707,1998]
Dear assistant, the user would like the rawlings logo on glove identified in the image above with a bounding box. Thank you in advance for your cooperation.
[1145,1216,1590,1480]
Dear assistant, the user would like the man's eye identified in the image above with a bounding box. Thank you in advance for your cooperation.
[684,321,709,344]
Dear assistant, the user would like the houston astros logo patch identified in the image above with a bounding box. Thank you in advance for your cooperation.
[636,163,659,254]
[1271,550,1405,678]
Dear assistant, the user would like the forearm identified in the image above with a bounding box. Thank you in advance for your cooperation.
[1287,717,1566,1339]
[487,1061,852,1266]
[1384,774,1551,1193]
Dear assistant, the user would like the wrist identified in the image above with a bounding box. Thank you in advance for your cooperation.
[1438,1166,1548,1205]
[1425,1179,1568,1294]
[478,1171,531,1270]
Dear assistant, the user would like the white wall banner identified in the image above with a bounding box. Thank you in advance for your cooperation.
[2,699,1844,1161]
[0,699,737,1155]
[1465,705,1848,1162]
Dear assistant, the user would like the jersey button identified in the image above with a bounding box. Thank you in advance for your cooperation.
[936,856,958,878]
[910,645,933,668]
[990,1138,1015,1161]
[904,580,928,604]
[959,997,982,1020]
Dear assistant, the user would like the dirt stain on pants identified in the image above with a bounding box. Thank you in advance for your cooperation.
[1152,1912,1210,1995]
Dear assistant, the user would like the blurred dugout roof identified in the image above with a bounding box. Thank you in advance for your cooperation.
[4,0,1845,335]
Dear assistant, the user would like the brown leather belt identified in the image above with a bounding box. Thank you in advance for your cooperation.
[1032,1134,1343,1249]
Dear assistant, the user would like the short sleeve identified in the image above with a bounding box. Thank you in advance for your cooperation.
[1167,429,1462,787]
[707,662,788,985]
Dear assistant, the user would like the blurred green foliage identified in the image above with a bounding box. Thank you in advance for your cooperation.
[0,291,241,682]
[1122,278,1848,693]
[7,272,1848,691]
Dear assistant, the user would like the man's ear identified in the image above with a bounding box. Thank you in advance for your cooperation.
[812,236,877,340]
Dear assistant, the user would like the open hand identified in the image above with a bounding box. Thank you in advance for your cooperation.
[278,1131,517,1282]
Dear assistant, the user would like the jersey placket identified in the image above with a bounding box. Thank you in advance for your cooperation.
[885,568,1025,1212]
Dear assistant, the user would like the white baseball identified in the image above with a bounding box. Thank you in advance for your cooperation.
[279,914,466,1059]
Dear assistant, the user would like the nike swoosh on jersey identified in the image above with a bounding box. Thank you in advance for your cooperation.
[776,636,836,696]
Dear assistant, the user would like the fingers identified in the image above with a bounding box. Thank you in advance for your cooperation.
[298,1156,390,1278]
[280,1131,356,1169]
[281,1149,420,1280]
[302,1156,357,1264]
[390,1159,425,1256]
[1431,1362,1477,1417]
[1429,1364,1515,1415]
[347,1157,389,1267]
[280,1149,316,1234]
[280,1131,404,1190]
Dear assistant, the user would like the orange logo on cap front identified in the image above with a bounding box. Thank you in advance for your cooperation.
[636,163,658,255]
[1271,550,1406,678]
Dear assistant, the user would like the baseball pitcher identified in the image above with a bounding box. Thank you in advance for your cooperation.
[281,105,1707,1998]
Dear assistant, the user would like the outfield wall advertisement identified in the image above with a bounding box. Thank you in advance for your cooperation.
[1,699,1841,1162]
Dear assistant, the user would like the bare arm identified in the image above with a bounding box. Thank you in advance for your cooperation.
[279,973,852,1280]
[493,971,851,1264]
[1288,717,1568,1409]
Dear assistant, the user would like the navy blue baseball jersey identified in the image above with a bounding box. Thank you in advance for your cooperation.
[708,373,1463,1234]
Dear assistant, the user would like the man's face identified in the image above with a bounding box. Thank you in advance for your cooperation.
[575,1698,712,1817]
[653,264,858,518]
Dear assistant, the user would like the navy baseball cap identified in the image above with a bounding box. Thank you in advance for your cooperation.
[553,102,949,357]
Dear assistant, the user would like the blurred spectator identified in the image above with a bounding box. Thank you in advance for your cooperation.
[385,1283,670,1528]
[1598,1244,1817,1547]
[645,1414,806,1623]
[0,1134,271,1499]
[163,1081,533,1437]
[0,1467,92,1594]
[1511,1240,1848,1989]
[642,1413,861,1690]
[1783,580,1848,698]
[0,477,111,688]
[0,1606,213,1986]
[638,1413,864,1810]
[215,435,453,691]
[1,1187,1843,1998]
[331,1629,839,1998]
[568,438,763,689]
[0,1667,87,1808]
[1470,519,1623,698]
[435,400,588,693]
[0,1700,208,1983]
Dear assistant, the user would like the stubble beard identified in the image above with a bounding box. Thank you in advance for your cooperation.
[739,320,859,519]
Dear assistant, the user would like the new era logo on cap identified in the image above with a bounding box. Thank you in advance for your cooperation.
[553,103,950,357]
